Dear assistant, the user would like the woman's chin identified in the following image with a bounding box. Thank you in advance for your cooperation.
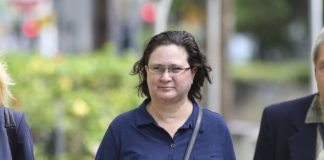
[154,93,174,100]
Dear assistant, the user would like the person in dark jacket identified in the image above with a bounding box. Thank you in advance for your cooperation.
[0,61,34,160]
[254,28,324,160]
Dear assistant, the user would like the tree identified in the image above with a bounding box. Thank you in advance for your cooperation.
[235,0,308,60]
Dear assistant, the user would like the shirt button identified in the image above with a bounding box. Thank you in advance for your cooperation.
[170,143,176,148]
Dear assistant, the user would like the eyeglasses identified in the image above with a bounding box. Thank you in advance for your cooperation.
[146,65,191,75]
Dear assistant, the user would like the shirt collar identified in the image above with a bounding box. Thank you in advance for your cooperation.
[135,98,155,126]
[305,94,324,124]
[134,98,201,130]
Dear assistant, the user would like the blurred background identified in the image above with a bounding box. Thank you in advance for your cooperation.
[0,0,320,159]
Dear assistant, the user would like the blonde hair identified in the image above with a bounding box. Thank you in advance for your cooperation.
[0,61,14,106]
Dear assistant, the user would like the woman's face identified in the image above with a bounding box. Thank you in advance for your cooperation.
[146,44,196,103]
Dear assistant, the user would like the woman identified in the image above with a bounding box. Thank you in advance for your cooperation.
[96,31,236,160]
[0,61,34,160]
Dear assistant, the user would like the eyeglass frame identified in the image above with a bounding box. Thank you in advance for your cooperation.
[146,65,192,75]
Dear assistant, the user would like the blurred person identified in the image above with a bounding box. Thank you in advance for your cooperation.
[0,61,34,160]
[254,28,324,160]
[96,31,236,160]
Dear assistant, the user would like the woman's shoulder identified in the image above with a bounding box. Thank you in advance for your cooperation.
[109,108,139,127]
[5,108,31,133]
[202,108,224,119]
[201,108,228,128]
[11,109,24,121]
[0,107,24,125]
[199,108,232,140]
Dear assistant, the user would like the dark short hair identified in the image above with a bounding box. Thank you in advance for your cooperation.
[131,30,212,101]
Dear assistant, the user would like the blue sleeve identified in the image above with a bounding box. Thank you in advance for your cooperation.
[16,113,34,160]
[253,107,274,160]
[221,118,236,160]
[221,121,236,160]
[96,124,119,160]
[203,109,236,160]
[0,123,11,159]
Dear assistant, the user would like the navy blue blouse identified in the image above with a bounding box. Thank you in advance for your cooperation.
[96,99,236,160]
[0,107,34,160]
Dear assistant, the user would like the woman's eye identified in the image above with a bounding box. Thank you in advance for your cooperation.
[170,68,182,73]
[153,67,163,72]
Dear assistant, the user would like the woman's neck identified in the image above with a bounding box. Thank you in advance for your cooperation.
[147,98,193,137]
[147,98,193,124]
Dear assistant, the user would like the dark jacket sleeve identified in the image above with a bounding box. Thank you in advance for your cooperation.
[253,107,274,160]
[14,112,34,160]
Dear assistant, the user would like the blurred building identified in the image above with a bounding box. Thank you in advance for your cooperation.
[1,0,146,55]
[54,0,144,54]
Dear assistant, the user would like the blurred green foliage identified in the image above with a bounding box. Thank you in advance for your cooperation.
[235,0,308,60]
[230,59,311,84]
[3,48,142,159]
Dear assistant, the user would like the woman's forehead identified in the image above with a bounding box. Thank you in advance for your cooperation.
[149,45,187,58]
